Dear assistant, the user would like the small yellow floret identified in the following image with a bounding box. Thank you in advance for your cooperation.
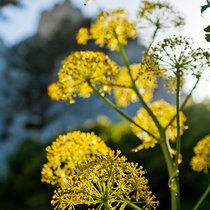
[191,134,210,173]
[132,100,186,150]
[48,82,64,101]
[76,27,89,45]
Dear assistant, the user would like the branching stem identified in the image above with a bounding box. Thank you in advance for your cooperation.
[114,31,164,135]
[122,198,143,210]
[88,82,159,141]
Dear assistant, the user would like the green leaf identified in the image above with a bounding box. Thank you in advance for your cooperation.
[204,25,210,32]
[201,4,210,14]
[205,34,210,42]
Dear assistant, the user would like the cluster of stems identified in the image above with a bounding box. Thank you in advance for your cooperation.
[86,28,206,210]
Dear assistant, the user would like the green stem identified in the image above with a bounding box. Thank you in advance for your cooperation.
[146,25,159,54]
[175,69,181,168]
[193,183,210,210]
[104,201,112,210]
[164,77,200,131]
[171,188,180,210]
[122,198,143,210]
[88,82,159,141]
[159,131,180,210]
[171,68,181,210]
[127,202,143,210]
[114,31,164,135]
[160,134,173,173]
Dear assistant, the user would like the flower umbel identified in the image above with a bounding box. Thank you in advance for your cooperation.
[41,131,111,186]
[138,1,185,30]
[51,151,159,210]
[132,100,186,150]
[76,9,138,51]
[48,51,120,103]
[113,64,157,107]
[191,134,210,173]
[145,35,210,79]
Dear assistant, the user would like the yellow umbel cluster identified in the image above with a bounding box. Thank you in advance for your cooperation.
[191,134,210,173]
[41,131,111,186]
[48,51,120,103]
[132,100,186,150]
[76,9,138,51]
[113,64,157,107]
[51,150,159,210]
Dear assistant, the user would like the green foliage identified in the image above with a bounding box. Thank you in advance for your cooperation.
[201,2,210,42]
[0,102,209,209]
[0,139,54,210]
[201,4,210,14]
[204,25,210,42]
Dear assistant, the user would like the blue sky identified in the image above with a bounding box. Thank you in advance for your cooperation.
[0,0,209,101]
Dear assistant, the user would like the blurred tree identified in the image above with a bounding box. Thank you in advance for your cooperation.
[0,0,20,8]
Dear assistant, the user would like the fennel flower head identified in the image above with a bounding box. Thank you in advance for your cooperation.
[41,131,111,186]
[113,64,157,107]
[76,9,138,51]
[48,51,120,103]
[145,35,210,78]
[191,134,210,174]
[132,100,187,150]
[137,1,185,32]
[51,150,159,210]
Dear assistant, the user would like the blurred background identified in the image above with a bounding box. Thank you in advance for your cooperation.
[0,0,209,209]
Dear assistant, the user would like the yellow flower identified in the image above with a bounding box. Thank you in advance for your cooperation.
[48,51,120,103]
[191,134,210,173]
[51,151,159,210]
[113,64,157,107]
[41,131,111,186]
[76,27,89,45]
[132,100,186,150]
[137,1,185,44]
[76,9,138,51]
[48,82,64,101]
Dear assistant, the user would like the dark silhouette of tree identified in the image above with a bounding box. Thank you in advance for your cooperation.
[0,0,20,8]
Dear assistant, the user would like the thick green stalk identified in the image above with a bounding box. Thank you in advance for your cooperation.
[104,201,112,210]
[159,131,180,210]
[193,183,210,210]
[175,69,181,167]
[170,68,181,210]
[88,82,159,141]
